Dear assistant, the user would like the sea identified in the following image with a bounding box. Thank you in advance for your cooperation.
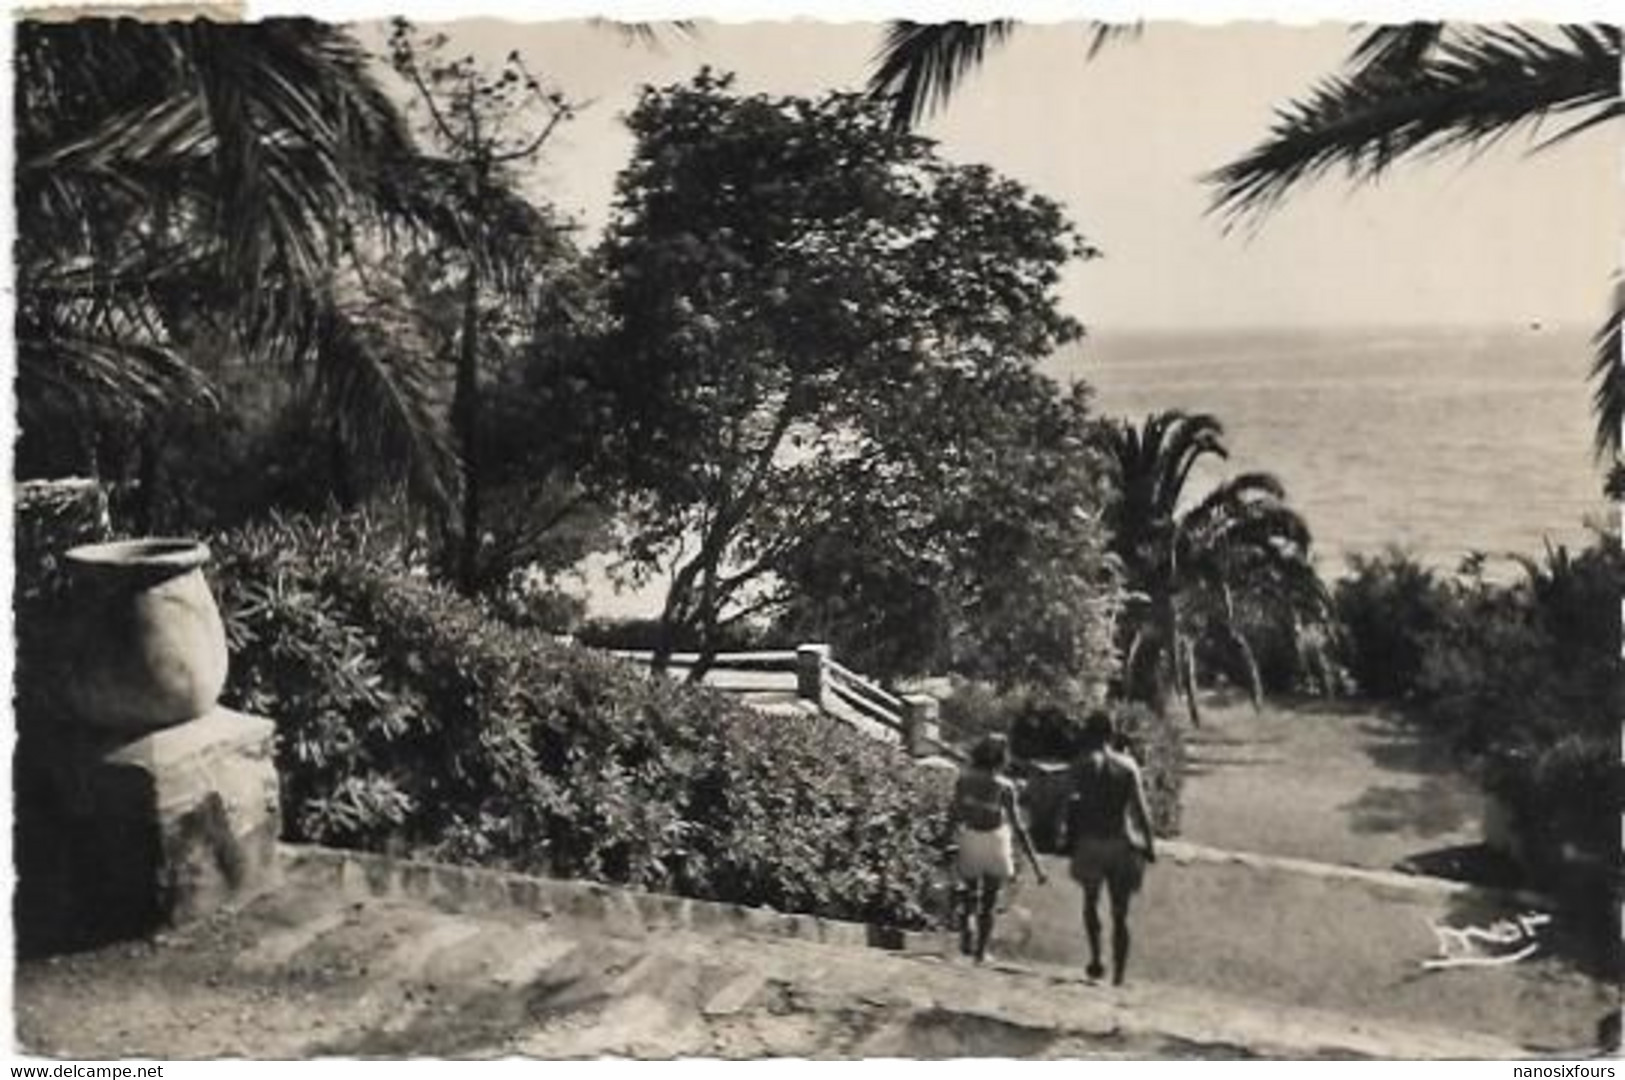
[1046,324,1616,580]
[579,323,1616,617]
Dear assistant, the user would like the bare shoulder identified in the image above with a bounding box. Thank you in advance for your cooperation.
[1108,748,1144,776]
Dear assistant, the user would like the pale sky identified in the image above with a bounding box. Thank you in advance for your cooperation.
[358,18,1621,332]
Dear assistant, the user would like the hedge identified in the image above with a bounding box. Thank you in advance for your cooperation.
[212,515,954,930]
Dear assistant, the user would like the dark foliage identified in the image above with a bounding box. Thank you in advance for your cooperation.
[573,616,783,654]
[938,683,1183,842]
[1332,547,1453,700]
[598,72,1098,675]
[212,514,955,929]
[1333,536,1623,906]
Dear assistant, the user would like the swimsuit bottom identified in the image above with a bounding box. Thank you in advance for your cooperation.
[1069,835,1145,895]
[957,825,1015,882]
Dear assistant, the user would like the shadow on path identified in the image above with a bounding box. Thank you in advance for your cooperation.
[1340,779,1477,838]
[1178,693,1485,874]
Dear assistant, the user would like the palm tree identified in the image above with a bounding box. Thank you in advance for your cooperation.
[868,20,1131,131]
[1101,410,1327,726]
[15,18,455,506]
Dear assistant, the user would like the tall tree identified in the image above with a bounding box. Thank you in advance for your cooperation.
[600,71,1096,677]
[385,19,581,593]
[1100,410,1327,725]
[776,373,1120,697]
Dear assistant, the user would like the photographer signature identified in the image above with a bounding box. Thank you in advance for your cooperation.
[1424,911,1552,969]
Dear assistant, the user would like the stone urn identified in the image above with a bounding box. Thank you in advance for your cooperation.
[60,538,229,733]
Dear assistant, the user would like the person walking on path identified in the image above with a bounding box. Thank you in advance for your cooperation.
[950,734,1046,963]
[1065,709,1157,986]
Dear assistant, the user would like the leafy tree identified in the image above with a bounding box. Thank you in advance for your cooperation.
[379,228,611,596]
[775,373,1120,697]
[1100,410,1327,725]
[599,71,1095,677]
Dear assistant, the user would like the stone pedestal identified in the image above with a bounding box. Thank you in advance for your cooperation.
[16,709,280,954]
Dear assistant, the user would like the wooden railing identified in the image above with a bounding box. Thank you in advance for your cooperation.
[598,642,962,762]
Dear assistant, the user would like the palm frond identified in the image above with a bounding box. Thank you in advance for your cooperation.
[868,19,1141,132]
[1349,23,1447,74]
[1153,410,1227,518]
[180,21,418,350]
[1211,503,1315,558]
[17,18,426,402]
[868,20,1017,132]
[316,288,459,513]
[588,18,696,49]
[1589,279,1624,463]
[16,325,218,428]
[1209,24,1621,225]
[1180,470,1291,536]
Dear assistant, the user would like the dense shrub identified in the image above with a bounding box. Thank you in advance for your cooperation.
[936,679,1030,748]
[1333,536,1622,909]
[482,572,587,636]
[573,615,781,653]
[937,682,1184,848]
[1006,696,1080,763]
[1113,701,1186,839]
[212,515,430,846]
[1416,540,1622,882]
[1332,548,1454,700]
[213,514,954,929]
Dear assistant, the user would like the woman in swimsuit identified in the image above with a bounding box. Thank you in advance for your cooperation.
[950,734,1046,963]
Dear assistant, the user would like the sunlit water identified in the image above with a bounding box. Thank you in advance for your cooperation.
[1047,325,1615,578]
